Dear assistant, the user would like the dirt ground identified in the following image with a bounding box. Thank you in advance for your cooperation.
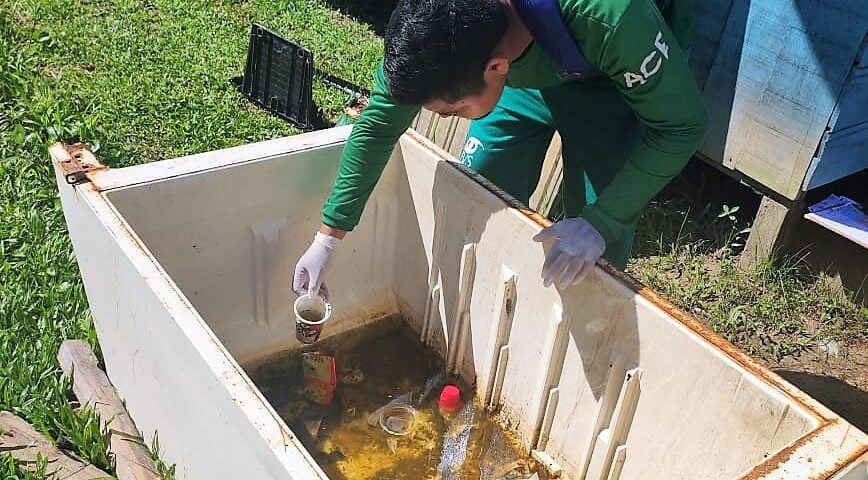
[660,164,867,432]
[778,174,867,430]
[770,342,867,431]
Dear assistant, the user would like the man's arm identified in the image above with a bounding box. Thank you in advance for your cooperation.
[295,62,419,297]
[573,0,708,246]
[321,61,421,232]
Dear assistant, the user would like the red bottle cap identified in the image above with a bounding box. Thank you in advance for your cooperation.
[438,385,462,413]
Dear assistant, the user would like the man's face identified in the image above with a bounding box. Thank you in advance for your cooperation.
[423,58,509,120]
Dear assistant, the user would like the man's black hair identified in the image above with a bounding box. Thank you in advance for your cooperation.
[384,0,509,104]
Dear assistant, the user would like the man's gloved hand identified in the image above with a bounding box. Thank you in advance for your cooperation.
[532,218,606,288]
[293,232,341,300]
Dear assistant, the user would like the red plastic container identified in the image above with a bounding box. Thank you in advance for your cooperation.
[438,385,462,413]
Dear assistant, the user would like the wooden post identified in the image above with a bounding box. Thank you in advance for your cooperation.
[739,195,804,268]
[529,133,564,217]
[0,411,112,479]
[58,340,162,480]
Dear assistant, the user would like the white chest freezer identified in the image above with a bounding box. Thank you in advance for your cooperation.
[51,127,866,479]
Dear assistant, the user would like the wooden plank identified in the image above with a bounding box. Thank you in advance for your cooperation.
[805,34,868,190]
[413,109,435,138]
[58,340,161,480]
[804,212,868,249]
[690,0,737,90]
[430,115,456,152]
[0,411,112,479]
[529,133,563,216]
[412,113,473,161]
[700,0,867,199]
[739,195,803,267]
[414,113,462,158]
[448,119,471,159]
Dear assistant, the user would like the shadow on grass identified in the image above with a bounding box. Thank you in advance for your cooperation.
[774,369,868,432]
[632,158,867,303]
[794,169,868,302]
[632,159,759,259]
[321,0,397,36]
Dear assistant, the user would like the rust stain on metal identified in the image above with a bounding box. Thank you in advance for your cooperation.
[93,182,152,260]
[738,420,867,480]
[823,447,868,480]
[49,142,108,184]
[741,424,829,479]
[825,448,868,480]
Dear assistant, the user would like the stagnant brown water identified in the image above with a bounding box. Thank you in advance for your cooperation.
[245,317,535,479]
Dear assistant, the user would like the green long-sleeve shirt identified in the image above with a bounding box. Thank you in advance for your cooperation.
[322,0,707,246]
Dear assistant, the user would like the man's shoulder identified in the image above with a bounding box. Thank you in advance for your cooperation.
[559,0,635,30]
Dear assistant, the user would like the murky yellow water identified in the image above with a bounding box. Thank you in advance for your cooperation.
[246,317,534,479]
[299,309,325,322]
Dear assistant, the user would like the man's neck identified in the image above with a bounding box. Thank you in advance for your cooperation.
[492,0,534,61]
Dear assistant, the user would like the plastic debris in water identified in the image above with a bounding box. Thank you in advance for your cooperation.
[438,385,462,413]
[379,404,418,436]
[367,392,414,427]
[437,402,476,477]
[417,372,445,404]
[301,353,337,405]
[342,367,365,385]
[491,459,535,479]
[295,405,326,445]
[386,437,399,454]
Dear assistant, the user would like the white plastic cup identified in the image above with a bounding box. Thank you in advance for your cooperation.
[293,294,332,344]
[379,404,417,436]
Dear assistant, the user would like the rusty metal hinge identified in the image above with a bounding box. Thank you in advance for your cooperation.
[49,142,107,184]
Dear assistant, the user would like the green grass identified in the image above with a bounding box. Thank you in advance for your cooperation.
[1,452,49,479]
[2,0,866,477]
[1,0,382,477]
[628,176,867,366]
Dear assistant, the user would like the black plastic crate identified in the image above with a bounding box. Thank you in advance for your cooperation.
[238,24,315,130]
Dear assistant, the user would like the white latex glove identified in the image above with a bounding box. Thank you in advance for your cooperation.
[532,218,605,288]
[293,232,340,300]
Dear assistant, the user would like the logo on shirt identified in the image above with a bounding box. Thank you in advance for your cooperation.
[460,136,484,167]
[624,31,669,88]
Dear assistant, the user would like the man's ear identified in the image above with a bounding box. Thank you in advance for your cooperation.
[485,57,511,77]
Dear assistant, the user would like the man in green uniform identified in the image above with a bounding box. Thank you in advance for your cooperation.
[294,0,707,298]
